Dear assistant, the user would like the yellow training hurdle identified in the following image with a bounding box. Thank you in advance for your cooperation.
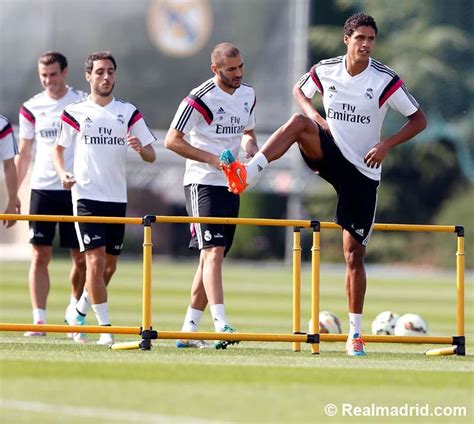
[0,213,466,355]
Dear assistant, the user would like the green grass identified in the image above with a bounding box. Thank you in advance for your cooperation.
[0,259,473,423]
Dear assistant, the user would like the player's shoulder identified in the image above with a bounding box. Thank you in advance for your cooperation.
[315,55,344,70]
[68,86,88,100]
[115,98,140,114]
[0,114,10,128]
[65,96,88,109]
[370,58,398,79]
[22,90,47,108]
[189,78,217,99]
[0,115,13,139]
[63,97,88,115]
[239,82,256,96]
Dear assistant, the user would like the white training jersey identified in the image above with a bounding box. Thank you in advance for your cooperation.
[57,97,156,203]
[170,77,256,186]
[298,55,419,180]
[0,115,18,160]
[19,87,86,190]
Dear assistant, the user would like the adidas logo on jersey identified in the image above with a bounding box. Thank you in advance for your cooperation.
[85,117,92,123]
[217,107,226,114]
[328,85,337,93]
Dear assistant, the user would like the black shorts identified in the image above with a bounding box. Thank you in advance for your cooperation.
[74,199,127,256]
[29,189,79,248]
[184,184,240,256]
[300,126,379,246]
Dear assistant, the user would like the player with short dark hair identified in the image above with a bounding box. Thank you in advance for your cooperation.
[54,51,156,346]
[0,115,20,227]
[165,42,259,349]
[16,51,87,336]
[224,14,427,355]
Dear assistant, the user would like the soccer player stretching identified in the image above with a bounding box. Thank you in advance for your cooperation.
[224,14,427,355]
[165,43,258,348]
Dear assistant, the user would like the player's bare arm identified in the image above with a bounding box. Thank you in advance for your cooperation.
[364,108,427,168]
[3,158,20,228]
[127,135,156,163]
[15,138,33,189]
[241,129,258,159]
[164,128,221,169]
[293,83,330,132]
[52,144,76,189]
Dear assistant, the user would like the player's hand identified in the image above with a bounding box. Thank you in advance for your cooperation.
[209,155,221,170]
[364,142,389,168]
[61,172,76,189]
[245,144,259,159]
[3,201,18,228]
[127,135,143,153]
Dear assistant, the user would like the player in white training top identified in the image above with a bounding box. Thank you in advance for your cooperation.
[0,115,20,227]
[16,52,87,336]
[54,51,156,346]
[165,42,258,349]
[232,14,427,356]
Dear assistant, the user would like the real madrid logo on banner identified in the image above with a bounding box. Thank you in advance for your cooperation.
[147,0,213,58]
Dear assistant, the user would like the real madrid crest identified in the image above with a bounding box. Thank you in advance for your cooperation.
[147,0,213,58]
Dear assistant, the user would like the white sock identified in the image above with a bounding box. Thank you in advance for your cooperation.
[181,306,204,332]
[348,313,363,337]
[210,304,228,332]
[69,295,78,307]
[33,308,46,324]
[245,151,268,183]
[91,302,110,326]
[76,289,91,316]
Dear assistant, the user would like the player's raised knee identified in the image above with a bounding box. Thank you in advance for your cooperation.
[287,113,312,131]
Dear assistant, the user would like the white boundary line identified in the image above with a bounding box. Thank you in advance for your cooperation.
[1,399,217,423]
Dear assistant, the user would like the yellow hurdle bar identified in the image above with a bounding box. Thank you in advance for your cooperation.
[142,223,153,334]
[156,330,308,343]
[310,225,321,354]
[292,227,302,352]
[320,333,454,344]
[425,346,458,356]
[320,221,457,233]
[0,213,465,354]
[456,233,465,337]
[0,323,140,335]
[1,213,457,232]
[154,215,313,228]
[0,213,143,225]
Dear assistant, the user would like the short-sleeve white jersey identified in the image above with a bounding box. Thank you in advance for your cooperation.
[298,55,419,180]
[170,77,256,186]
[0,115,18,161]
[19,87,86,190]
[57,97,156,203]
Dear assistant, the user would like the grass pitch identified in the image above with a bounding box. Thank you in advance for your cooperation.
[0,258,473,423]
